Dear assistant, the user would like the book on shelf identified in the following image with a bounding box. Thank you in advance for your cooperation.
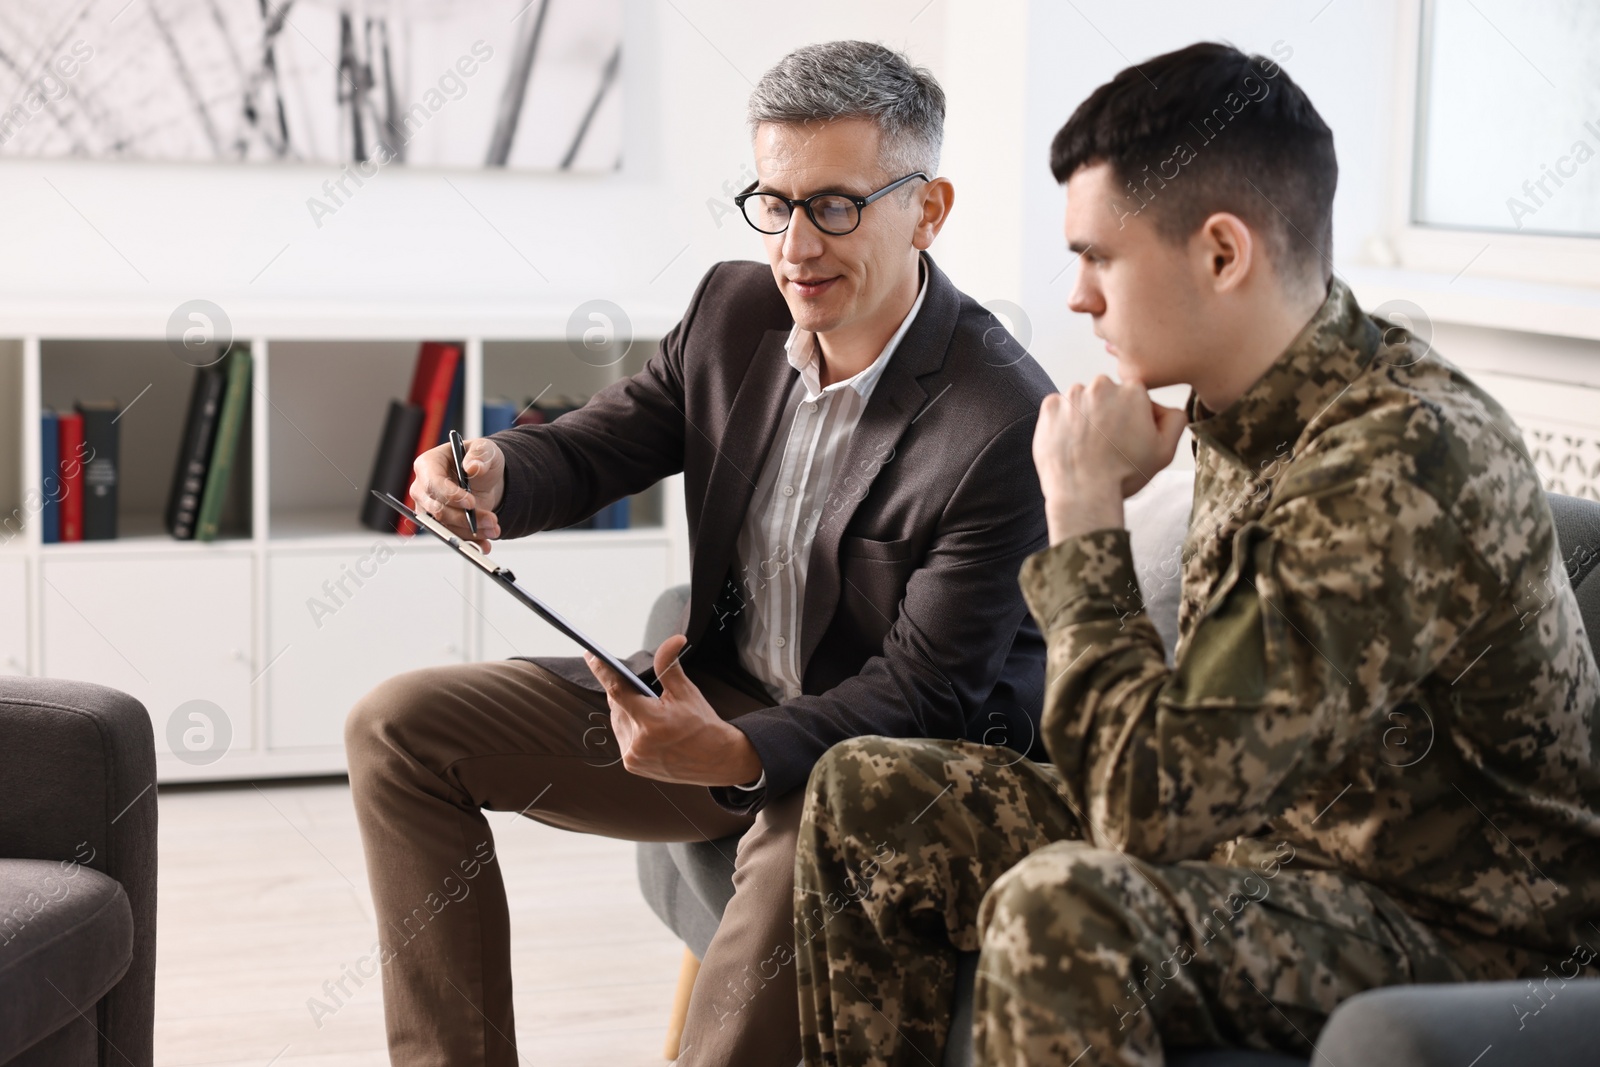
[503,394,626,530]
[166,364,228,540]
[590,497,631,530]
[77,400,121,541]
[396,342,462,536]
[436,357,465,446]
[512,393,584,428]
[57,411,84,543]
[361,379,633,535]
[482,397,518,436]
[195,346,252,543]
[39,410,59,544]
[360,400,426,533]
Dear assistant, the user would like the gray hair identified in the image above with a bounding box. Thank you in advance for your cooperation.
[746,41,944,179]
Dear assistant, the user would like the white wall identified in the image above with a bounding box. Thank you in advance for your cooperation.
[3,0,1595,389]
[1015,0,1404,389]
[0,0,951,328]
[0,0,1117,345]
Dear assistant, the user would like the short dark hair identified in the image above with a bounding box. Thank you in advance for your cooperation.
[1049,41,1336,287]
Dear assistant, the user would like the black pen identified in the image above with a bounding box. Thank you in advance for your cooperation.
[448,429,478,536]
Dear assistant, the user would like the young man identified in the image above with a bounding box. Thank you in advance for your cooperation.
[344,42,1055,1067]
[794,42,1600,1065]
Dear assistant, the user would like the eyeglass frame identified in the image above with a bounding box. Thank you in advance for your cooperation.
[733,171,931,236]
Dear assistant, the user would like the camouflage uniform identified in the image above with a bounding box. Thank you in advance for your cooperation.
[794,279,1600,1065]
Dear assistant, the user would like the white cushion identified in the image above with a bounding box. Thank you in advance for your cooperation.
[1123,467,1195,664]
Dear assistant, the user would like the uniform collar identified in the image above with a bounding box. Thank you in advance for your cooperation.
[1185,278,1383,471]
[784,260,930,403]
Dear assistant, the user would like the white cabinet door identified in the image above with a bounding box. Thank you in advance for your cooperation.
[0,557,28,675]
[40,554,255,756]
[478,536,671,662]
[265,542,468,750]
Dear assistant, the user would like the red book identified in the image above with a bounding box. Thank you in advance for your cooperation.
[57,412,85,542]
[397,342,462,536]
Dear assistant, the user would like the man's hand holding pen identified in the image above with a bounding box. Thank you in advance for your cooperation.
[410,435,505,551]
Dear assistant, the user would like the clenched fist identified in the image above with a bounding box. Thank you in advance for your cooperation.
[1032,376,1188,544]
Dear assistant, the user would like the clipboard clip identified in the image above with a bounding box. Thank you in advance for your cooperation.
[408,505,510,578]
[371,491,512,579]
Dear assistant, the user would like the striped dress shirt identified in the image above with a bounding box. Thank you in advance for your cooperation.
[731,269,930,738]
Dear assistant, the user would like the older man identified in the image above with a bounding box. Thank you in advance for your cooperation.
[345,41,1054,1067]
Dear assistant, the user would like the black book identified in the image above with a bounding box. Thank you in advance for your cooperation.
[360,400,426,532]
[76,400,121,541]
[166,366,227,540]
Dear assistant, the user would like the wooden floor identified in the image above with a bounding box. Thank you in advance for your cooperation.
[154,777,681,1066]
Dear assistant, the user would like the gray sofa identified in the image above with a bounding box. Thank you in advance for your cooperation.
[0,679,157,1067]
[638,470,1600,1065]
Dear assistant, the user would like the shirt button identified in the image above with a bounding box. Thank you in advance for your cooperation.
[782,485,795,497]
[805,401,818,413]
[775,635,787,648]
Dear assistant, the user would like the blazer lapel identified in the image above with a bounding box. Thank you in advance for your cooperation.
[797,254,960,676]
[686,328,797,642]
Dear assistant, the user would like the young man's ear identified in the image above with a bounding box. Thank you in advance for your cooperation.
[1194,212,1255,294]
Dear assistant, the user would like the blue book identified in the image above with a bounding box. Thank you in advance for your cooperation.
[594,497,630,530]
[39,410,59,543]
[481,397,517,436]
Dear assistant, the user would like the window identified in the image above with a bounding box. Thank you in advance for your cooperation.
[1412,0,1600,239]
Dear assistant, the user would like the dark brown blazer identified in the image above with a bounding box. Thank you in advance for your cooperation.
[492,253,1054,811]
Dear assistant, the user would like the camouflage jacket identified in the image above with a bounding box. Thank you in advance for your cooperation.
[1018,279,1600,956]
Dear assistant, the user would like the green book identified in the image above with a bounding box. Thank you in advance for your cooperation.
[195,346,251,542]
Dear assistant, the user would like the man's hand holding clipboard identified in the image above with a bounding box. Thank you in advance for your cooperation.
[391,435,766,789]
[583,635,763,788]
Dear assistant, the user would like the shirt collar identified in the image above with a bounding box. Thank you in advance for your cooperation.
[1185,277,1384,471]
[784,261,930,403]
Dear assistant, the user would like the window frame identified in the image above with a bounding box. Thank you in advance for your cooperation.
[1387,0,1600,289]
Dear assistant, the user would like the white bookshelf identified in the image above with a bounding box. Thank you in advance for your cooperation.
[0,308,690,783]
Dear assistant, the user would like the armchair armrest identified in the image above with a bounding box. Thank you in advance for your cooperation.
[1315,978,1600,1067]
[0,677,157,1067]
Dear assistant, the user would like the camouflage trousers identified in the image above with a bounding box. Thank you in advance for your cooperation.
[795,736,1549,1067]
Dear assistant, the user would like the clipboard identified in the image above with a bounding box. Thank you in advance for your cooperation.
[369,490,658,697]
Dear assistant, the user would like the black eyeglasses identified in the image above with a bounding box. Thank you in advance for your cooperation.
[734,172,930,236]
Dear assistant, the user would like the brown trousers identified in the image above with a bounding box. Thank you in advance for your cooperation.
[344,655,804,1067]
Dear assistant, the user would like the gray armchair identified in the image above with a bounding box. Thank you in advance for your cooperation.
[637,479,1600,1065]
[0,679,158,1067]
